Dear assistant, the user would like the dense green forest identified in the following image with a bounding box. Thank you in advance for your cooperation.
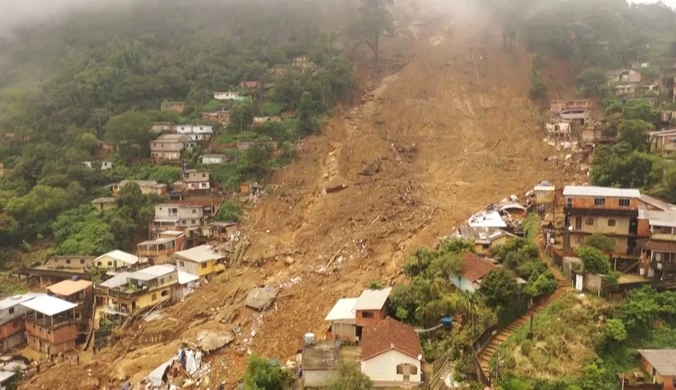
[0,0,362,256]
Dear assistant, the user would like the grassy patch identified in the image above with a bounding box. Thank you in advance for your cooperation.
[216,130,264,144]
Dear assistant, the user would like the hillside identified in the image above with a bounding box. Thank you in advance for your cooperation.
[18,1,582,389]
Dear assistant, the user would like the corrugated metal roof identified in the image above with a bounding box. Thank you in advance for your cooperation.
[0,293,44,310]
[21,295,77,316]
[354,288,392,311]
[175,245,222,263]
[98,272,132,289]
[324,298,358,322]
[563,186,640,198]
[95,250,139,265]
[46,280,92,296]
[638,349,676,376]
[130,265,176,281]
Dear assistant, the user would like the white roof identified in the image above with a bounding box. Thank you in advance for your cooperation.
[468,210,507,228]
[0,371,16,383]
[177,271,199,285]
[95,250,139,265]
[138,238,173,246]
[325,298,358,322]
[130,265,176,281]
[354,288,392,311]
[0,293,44,311]
[176,125,213,134]
[563,186,640,198]
[98,272,132,289]
[148,358,174,386]
[175,245,222,263]
[21,295,77,316]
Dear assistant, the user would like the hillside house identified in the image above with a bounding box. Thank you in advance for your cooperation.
[201,109,230,124]
[534,181,556,205]
[172,245,224,278]
[0,293,43,352]
[324,298,359,341]
[563,186,641,254]
[214,92,240,101]
[614,84,637,97]
[45,280,94,325]
[174,170,210,192]
[637,349,676,390]
[454,227,515,255]
[450,252,498,293]
[607,69,642,84]
[637,210,676,281]
[200,154,227,165]
[94,250,140,271]
[175,125,214,141]
[648,129,676,157]
[253,116,282,126]
[151,134,195,161]
[639,194,676,212]
[361,317,423,387]
[559,108,591,126]
[161,101,185,113]
[153,204,205,232]
[137,231,186,265]
[302,340,340,388]
[151,122,175,133]
[112,180,168,196]
[19,256,94,288]
[22,296,78,354]
[268,65,287,77]
[92,197,116,213]
[239,80,262,89]
[100,265,178,315]
[545,122,571,136]
[354,288,392,339]
[550,99,592,113]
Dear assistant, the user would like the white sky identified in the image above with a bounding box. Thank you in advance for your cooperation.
[630,0,676,7]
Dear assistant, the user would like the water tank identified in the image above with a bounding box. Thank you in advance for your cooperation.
[304,333,315,345]
[440,317,453,330]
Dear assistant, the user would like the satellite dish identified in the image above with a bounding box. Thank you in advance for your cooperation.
[417,354,423,361]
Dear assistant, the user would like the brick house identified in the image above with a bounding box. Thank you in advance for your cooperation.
[563,186,641,254]
[353,287,392,339]
[637,209,676,281]
[239,80,262,89]
[112,180,168,196]
[0,293,43,352]
[150,134,195,161]
[201,109,230,124]
[638,349,675,390]
[153,204,206,232]
[137,231,187,265]
[22,295,78,355]
[173,170,210,192]
[45,280,94,326]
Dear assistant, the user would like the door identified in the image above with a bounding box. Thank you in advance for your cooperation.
[575,274,584,291]
[575,217,582,231]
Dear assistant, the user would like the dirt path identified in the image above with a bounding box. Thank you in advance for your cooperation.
[22,3,576,389]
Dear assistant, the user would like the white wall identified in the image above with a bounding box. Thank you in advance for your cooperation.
[361,350,422,385]
[450,275,476,293]
[304,369,337,388]
[177,260,200,276]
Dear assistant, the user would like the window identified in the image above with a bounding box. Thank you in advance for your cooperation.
[152,294,157,301]
[80,259,85,265]
[108,261,113,266]
[201,263,207,269]
[619,198,631,207]
[159,278,164,284]
[179,261,185,267]
[192,209,197,214]
[191,220,196,224]
[362,311,374,319]
[566,198,573,208]
[202,173,206,178]
[608,219,616,227]
[66,259,71,264]
[97,262,102,267]
[161,290,169,297]
[8,308,14,315]
[594,198,606,207]
[586,218,594,226]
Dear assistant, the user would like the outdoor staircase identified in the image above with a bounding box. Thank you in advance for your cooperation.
[428,358,454,390]
[476,284,571,380]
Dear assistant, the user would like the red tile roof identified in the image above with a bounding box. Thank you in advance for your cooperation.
[462,252,498,282]
[361,317,423,361]
[637,239,676,252]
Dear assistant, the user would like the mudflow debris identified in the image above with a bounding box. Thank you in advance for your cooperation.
[245,286,280,311]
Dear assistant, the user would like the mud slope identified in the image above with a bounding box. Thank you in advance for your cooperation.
[21,3,573,389]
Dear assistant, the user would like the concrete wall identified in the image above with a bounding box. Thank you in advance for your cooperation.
[176,259,216,277]
[303,369,337,388]
[570,233,629,253]
[49,256,95,268]
[450,275,477,293]
[329,322,356,341]
[1,330,26,352]
[569,196,638,210]
[572,215,631,235]
[135,288,173,311]
[361,350,422,386]
[583,273,604,294]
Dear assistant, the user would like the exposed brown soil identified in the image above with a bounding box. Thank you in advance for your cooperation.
[21,2,582,389]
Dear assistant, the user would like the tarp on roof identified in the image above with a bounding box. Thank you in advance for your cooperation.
[21,295,77,316]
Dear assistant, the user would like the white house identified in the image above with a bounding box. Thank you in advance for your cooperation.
[449,252,498,293]
[324,298,358,341]
[175,125,214,141]
[361,317,423,387]
[214,92,240,101]
[94,250,140,271]
[173,270,200,300]
[102,161,113,170]
[200,154,227,165]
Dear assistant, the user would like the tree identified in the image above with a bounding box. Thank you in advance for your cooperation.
[215,201,243,222]
[243,354,292,390]
[530,72,548,101]
[76,133,100,155]
[480,268,521,308]
[296,91,319,136]
[327,362,373,390]
[229,101,254,132]
[104,111,151,161]
[431,252,465,280]
[604,318,627,343]
[352,2,394,65]
[583,234,615,253]
[576,246,612,274]
[524,271,558,297]
[576,68,608,98]
[618,120,652,152]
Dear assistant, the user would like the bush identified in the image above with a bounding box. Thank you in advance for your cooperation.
[576,246,612,274]
[215,201,243,222]
[530,72,548,101]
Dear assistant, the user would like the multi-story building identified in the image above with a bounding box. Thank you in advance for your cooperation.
[175,125,214,141]
[22,295,78,355]
[174,170,210,192]
[137,231,187,265]
[45,280,94,325]
[153,204,206,232]
[19,256,94,287]
[150,134,195,161]
[0,293,43,352]
[99,265,179,314]
[353,288,392,340]
[637,210,676,281]
[563,186,641,254]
